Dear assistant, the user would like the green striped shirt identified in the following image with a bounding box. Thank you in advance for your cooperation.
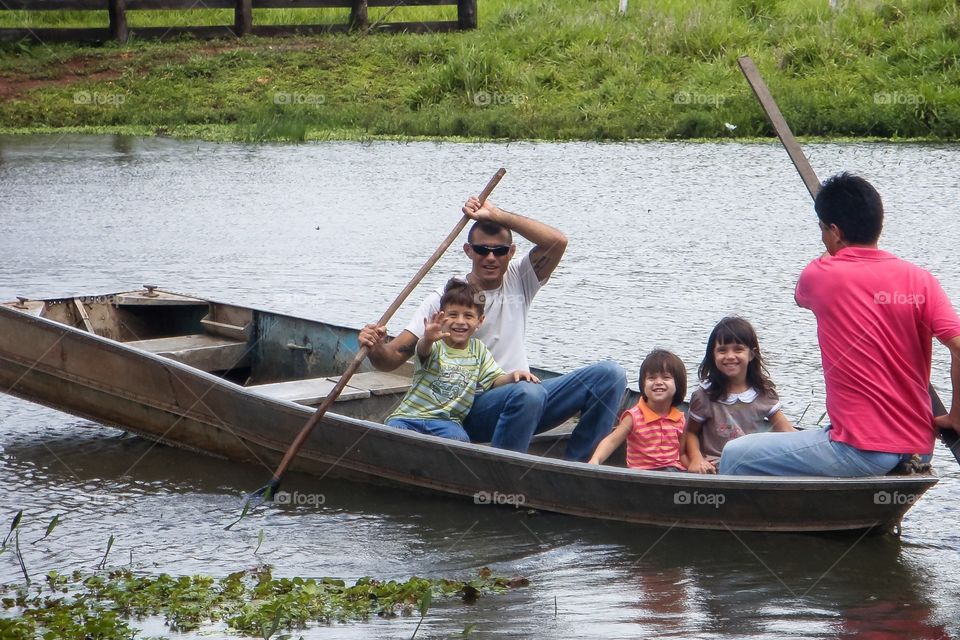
[387,338,505,425]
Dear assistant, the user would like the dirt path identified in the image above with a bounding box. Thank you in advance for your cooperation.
[0,39,330,100]
[0,55,125,100]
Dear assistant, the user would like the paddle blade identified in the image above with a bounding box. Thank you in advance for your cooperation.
[941,428,960,465]
[931,384,960,465]
[254,479,279,502]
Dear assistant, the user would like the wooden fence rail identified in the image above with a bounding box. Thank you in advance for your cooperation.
[0,0,477,43]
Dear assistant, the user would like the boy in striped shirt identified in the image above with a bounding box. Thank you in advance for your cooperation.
[589,350,688,471]
[386,278,540,441]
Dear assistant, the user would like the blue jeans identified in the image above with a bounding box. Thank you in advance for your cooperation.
[462,360,626,461]
[385,417,470,442]
[718,426,923,476]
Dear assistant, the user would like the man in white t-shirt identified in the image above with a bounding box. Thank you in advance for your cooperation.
[358,196,626,461]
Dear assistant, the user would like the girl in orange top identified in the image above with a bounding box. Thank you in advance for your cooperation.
[589,349,687,470]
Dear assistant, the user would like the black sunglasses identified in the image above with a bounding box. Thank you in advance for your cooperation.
[470,244,511,257]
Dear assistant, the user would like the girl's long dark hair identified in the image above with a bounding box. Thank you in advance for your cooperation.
[698,316,776,401]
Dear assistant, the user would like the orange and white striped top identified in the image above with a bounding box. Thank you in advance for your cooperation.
[623,399,685,470]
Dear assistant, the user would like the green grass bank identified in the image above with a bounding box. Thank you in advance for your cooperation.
[1,0,959,141]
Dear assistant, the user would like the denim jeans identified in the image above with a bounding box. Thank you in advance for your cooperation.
[718,426,922,476]
[385,417,470,442]
[462,360,626,461]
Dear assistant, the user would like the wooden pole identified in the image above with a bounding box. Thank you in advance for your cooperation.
[108,0,128,44]
[738,56,821,200]
[350,0,368,30]
[457,0,477,30]
[254,168,506,499]
[235,0,253,37]
[618,0,628,16]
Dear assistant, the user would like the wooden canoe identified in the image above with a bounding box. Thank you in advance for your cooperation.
[0,287,939,533]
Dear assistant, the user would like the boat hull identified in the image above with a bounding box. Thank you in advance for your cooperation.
[0,296,938,533]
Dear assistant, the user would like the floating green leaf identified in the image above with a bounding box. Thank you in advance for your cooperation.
[1,510,23,548]
[97,534,115,570]
[32,513,60,545]
[255,529,266,555]
[225,497,253,531]
[418,588,432,618]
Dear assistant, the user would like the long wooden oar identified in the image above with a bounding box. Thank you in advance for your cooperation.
[737,55,960,465]
[257,168,506,499]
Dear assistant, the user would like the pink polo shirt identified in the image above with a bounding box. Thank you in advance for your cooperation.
[795,247,960,453]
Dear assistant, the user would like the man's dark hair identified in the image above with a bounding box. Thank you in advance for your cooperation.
[814,172,884,245]
[439,278,485,315]
[467,220,513,244]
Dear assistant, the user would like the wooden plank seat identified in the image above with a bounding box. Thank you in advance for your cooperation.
[530,420,577,442]
[331,371,411,396]
[247,377,370,405]
[126,334,249,372]
[246,371,411,406]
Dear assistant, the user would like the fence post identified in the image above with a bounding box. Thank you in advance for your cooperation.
[108,0,128,43]
[235,0,253,37]
[457,0,477,29]
[350,0,368,30]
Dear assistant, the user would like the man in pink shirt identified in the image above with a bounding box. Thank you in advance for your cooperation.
[720,172,960,476]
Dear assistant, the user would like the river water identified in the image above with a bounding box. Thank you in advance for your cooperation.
[0,135,958,639]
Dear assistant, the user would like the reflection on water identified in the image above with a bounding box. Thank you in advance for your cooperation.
[1,135,959,638]
[4,415,953,639]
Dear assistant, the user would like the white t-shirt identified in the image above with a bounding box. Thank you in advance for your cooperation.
[404,252,545,372]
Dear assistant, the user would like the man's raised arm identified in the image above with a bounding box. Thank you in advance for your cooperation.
[464,198,568,282]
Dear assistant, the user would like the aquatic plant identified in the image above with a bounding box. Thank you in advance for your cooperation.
[97,533,116,570]
[1,510,22,549]
[13,532,29,586]
[31,514,60,545]
[0,566,528,639]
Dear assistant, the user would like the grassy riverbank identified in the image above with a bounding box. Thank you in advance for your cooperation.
[1,0,959,141]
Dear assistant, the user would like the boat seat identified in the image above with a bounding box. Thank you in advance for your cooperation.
[126,334,250,373]
[247,377,371,405]
[328,371,412,396]
[246,371,411,407]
